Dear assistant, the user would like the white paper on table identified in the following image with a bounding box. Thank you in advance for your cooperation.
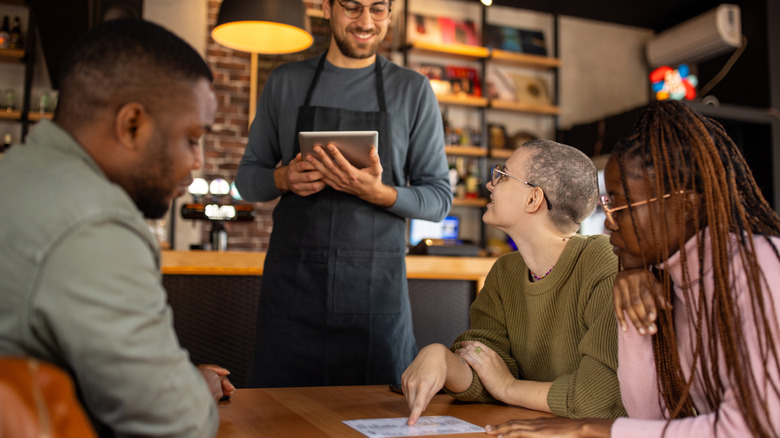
[343,416,484,437]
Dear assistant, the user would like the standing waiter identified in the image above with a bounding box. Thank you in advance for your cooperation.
[235,0,452,387]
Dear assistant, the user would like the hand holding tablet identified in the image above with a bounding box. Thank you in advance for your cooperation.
[298,130,378,168]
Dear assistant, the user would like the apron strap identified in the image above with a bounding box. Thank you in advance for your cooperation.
[303,51,387,112]
[374,58,386,112]
[304,53,328,106]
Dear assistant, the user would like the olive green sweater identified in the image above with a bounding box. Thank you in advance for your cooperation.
[447,234,626,419]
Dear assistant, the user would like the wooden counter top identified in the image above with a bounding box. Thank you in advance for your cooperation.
[161,250,497,290]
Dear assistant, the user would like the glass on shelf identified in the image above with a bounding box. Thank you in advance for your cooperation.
[2,88,15,112]
[35,89,58,114]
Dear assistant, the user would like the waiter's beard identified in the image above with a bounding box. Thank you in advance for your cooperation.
[333,26,383,60]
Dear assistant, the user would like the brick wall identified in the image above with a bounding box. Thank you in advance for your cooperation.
[202,0,394,251]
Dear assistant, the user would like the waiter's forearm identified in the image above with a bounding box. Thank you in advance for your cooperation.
[273,165,290,193]
[359,183,397,209]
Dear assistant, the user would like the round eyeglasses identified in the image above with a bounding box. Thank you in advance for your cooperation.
[336,0,391,21]
[490,164,552,210]
[599,191,684,230]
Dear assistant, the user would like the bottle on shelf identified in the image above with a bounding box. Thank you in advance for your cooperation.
[0,16,9,49]
[448,157,459,195]
[37,90,49,114]
[3,88,15,112]
[470,128,482,147]
[9,16,22,50]
[464,159,481,199]
[454,156,467,199]
[441,106,452,145]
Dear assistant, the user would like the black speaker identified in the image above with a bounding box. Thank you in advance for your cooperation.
[93,0,143,25]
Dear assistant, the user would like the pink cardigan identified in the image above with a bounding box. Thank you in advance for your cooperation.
[612,231,780,437]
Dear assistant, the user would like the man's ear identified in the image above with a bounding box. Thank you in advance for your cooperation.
[115,102,149,151]
[322,0,332,19]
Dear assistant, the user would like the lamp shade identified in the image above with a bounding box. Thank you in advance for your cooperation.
[212,0,313,54]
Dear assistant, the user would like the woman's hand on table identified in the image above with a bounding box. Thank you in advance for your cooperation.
[613,268,670,335]
[456,341,514,403]
[484,417,614,437]
[198,364,235,401]
[401,344,453,426]
[402,342,476,425]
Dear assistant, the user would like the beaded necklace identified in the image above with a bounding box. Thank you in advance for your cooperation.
[530,265,554,281]
[529,236,568,281]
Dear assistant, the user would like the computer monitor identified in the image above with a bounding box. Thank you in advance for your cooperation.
[578,168,609,236]
[409,215,460,246]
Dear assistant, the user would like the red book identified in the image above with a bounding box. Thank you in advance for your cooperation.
[445,66,482,97]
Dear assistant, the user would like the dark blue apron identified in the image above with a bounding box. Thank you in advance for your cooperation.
[248,54,417,387]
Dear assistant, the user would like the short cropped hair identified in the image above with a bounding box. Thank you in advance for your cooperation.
[55,18,213,128]
[521,139,599,232]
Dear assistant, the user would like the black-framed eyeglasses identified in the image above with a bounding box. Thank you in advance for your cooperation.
[490,164,552,210]
[599,191,684,230]
[336,0,391,21]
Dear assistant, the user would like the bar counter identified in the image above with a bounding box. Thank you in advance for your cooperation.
[161,250,498,291]
[160,250,498,388]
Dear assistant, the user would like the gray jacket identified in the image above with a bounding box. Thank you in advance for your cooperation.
[0,120,218,437]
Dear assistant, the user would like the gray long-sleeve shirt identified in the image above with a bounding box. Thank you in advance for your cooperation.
[235,54,452,222]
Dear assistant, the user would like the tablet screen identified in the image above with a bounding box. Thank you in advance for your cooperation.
[298,130,378,168]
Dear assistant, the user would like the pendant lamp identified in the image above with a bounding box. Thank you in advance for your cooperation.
[212,0,313,127]
[212,0,313,54]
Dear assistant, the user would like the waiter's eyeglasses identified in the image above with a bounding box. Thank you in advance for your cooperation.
[336,0,391,21]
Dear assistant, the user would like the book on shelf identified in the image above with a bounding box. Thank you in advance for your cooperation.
[414,63,482,98]
[486,24,548,56]
[439,17,479,46]
[485,67,515,101]
[512,74,550,106]
[486,66,550,106]
[407,14,480,47]
[445,65,482,97]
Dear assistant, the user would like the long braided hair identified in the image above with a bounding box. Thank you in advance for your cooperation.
[613,100,780,436]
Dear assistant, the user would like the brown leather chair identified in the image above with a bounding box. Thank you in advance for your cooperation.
[0,356,97,438]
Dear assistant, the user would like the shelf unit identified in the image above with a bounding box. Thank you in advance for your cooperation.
[0,0,43,142]
[400,0,560,250]
[0,47,23,62]
[0,45,26,130]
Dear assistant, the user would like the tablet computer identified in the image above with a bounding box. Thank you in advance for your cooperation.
[298,130,378,169]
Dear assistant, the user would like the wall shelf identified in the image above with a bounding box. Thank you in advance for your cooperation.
[488,148,514,159]
[404,41,489,60]
[445,145,488,156]
[490,99,560,115]
[0,109,21,120]
[404,42,561,71]
[402,0,560,250]
[28,111,53,121]
[435,94,488,107]
[0,1,40,140]
[0,47,23,62]
[453,197,489,208]
[489,50,560,69]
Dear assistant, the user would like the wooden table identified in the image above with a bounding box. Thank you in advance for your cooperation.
[216,385,551,437]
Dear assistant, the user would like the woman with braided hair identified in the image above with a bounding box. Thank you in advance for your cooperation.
[483,101,780,437]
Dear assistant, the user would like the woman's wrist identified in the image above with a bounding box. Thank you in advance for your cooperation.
[581,418,614,438]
